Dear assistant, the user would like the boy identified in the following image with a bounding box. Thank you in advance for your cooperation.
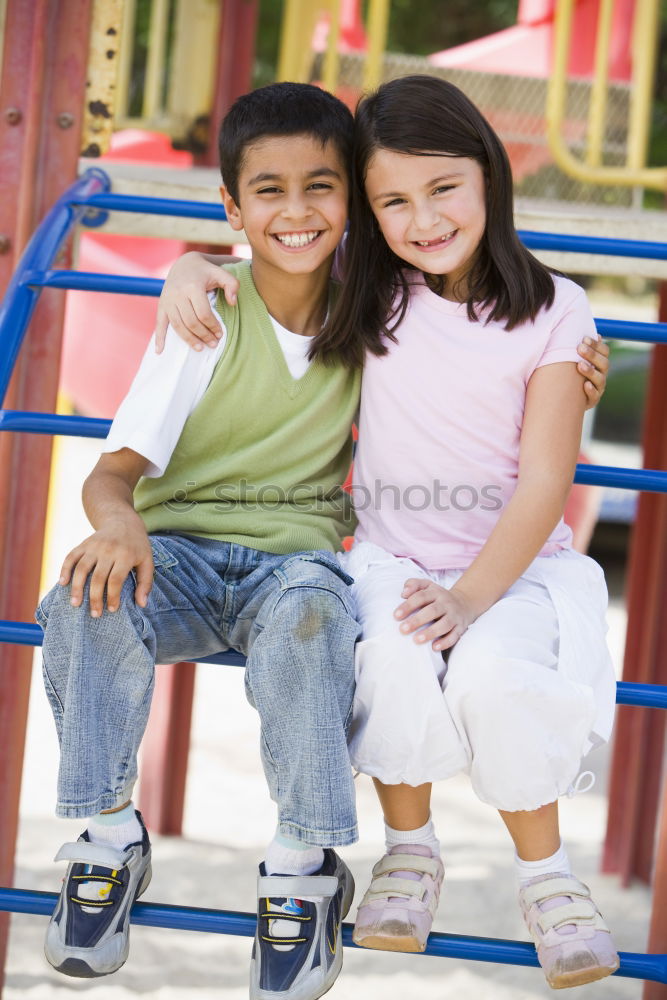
[37,82,361,1000]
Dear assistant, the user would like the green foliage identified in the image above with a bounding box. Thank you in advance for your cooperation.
[644,0,667,207]
[251,0,518,87]
[592,344,650,444]
[381,0,516,55]
[253,0,284,89]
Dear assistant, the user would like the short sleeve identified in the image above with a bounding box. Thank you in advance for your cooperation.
[534,282,598,372]
[102,295,227,477]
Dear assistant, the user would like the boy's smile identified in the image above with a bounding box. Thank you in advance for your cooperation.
[222,134,348,282]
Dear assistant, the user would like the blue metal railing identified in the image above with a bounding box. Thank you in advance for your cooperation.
[0,886,665,983]
[1,167,667,983]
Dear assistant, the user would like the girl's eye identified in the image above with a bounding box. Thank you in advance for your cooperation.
[383,197,406,208]
[434,185,455,195]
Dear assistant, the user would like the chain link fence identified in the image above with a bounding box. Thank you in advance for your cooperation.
[317,51,636,208]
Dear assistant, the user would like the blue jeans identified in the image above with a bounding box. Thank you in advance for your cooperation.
[36,533,361,847]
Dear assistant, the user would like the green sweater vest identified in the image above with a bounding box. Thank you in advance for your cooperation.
[134,262,361,554]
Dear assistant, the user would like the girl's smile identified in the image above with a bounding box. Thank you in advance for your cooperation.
[364,150,486,298]
[413,229,457,251]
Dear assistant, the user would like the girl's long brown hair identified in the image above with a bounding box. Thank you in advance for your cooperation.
[319,75,556,368]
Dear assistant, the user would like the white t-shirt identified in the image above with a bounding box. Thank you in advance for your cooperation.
[103,293,314,477]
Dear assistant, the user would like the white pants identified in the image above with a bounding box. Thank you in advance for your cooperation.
[343,542,606,813]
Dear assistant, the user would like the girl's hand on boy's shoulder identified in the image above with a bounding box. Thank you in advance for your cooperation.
[577,337,609,410]
[394,578,475,652]
[154,252,241,354]
[59,520,154,618]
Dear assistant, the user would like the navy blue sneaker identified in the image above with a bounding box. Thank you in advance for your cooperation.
[44,811,152,978]
[250,849,354,1000]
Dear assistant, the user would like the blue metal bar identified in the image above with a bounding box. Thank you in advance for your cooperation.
[616,682,667,710]
[1,619,664,706]
[0,888,663,982]
[573,465,667,492]
[3,400,667,495]
[0,621,42,646]
[57,195,667,263]
[17,269,667,345]
[24,269,163,297]
[0,168,111,404]
[0,410,111,438]
[76,192,228,221]
[518,230,667,260]
[595,318,667,344]
[595,319,667,343]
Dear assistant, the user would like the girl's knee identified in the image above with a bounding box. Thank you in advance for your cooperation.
[356,627,441,681]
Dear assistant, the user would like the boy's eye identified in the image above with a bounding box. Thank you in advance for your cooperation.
[308,182,333,191]
[257,186,282,195]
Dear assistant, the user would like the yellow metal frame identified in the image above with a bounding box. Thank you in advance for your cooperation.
[82,0,124,157]
[0,0,8,79]
[277,0,390,94]
[115,0,135,118]
[144,0,170,120]
[547,0,666,189]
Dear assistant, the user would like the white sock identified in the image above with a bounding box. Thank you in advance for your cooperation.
[515,842,571,885]
[385,815,441,857]
[263,832,325,948]
[87,802,142,850]
[76,804,142,913]
[264,832,324,876]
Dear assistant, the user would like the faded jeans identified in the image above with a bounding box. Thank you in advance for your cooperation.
[36,533,361,847]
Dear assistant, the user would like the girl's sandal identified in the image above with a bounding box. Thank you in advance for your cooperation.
[352,844,444,953]
[518,872,620,989]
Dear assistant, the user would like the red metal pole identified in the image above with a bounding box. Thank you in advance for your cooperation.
[603,292,667,886]
[644,764,667,1000]
[137,662,196,835]
[202,0,259,166]
[0,1,93,992]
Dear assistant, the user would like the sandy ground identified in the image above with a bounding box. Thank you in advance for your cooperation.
[4,433,652,1000]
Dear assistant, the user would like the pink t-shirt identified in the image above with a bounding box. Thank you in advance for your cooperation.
[352,274,597,571]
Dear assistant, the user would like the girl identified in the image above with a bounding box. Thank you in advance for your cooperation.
[156,77,616,990]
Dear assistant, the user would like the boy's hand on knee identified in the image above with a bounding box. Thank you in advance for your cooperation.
[394,578,474,651]
[59,522,154,617]
[577,337,609,410]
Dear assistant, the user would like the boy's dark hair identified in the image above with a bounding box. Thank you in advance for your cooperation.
[218,81,354,203]
[323,75,557,366]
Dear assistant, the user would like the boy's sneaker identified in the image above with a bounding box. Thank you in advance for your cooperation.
[353,844,443,953]
[250,849,354,1000]
[518,872,620,989]
[44,811,152,978]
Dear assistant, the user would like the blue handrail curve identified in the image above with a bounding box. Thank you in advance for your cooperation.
[0,168,110,404]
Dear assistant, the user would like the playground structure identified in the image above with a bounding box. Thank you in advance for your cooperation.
[1,163,667,990]
[0,0,667,996]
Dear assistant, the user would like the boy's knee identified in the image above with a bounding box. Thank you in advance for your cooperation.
[269,552,358,640]
[36,581,73,628]
[274,583,357,645]
[36,576,138,632]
